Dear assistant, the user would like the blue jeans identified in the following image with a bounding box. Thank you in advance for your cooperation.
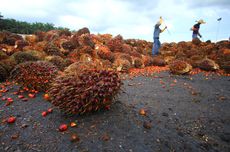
[192,34,198,39]
[152,38,161,56]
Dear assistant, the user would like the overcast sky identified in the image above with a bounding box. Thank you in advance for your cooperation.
[0,0,230,42]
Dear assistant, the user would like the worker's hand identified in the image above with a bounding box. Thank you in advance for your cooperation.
[165,26,167,29]
[200,35,202,38]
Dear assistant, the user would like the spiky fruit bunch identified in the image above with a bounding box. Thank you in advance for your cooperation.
[76,27,90,37]
[79,46,94,55]
[122,44,132,53]
[142,55,154,67]
[198,58,219,71]
[12,51,39,64]
[32,41,48,52]
[0,65,8,82]
[163,56,175,64]
[48,68,122,115]
[132,57,144,68]
[114,53,132,63]
[64,61,101,75]
[59,29,72,37]
[34,31,46,41]
[15,40,29,50]
[24,50,47,60]
[113,58,131,72]
[107,35,124,52]
[45,56,67,71]
[44,30,60,41]
[61,40,76,51]
[152,56,166,66]
[192,38,201,45]
[97,45,115,62]
[3,34,23,46]
[101,60,113,69]
[0,51,9,60]
[189,55,203,67]
[129,48,142,58]
[169,60,192,75]
[44,43,64,57]
[79,54,93,62]
[0,31,11,43]
[25,35,38,44]
[10,61,58,91]
[78,34,95,48]
[98,34,113,44]
[0,58,17,73]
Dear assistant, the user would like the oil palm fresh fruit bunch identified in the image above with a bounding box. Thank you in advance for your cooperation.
[10,61,58,91]
[48,63,122,115]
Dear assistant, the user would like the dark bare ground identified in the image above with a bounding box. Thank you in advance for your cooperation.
[0,72,230,152]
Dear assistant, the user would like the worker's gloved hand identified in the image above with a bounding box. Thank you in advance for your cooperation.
[200,35,202,38]
[165,26,167,29]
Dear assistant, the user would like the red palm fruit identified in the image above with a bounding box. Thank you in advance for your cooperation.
[59,124,68,132]
[42,111,47,117]
[7,116,16,123]
[47,108,53,113]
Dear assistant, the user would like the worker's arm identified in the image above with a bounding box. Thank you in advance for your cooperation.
[160,26,167,33]
[198,32,202,38]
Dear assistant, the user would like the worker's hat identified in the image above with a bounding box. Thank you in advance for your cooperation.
[196,19,206,24]
[156,17,163,25]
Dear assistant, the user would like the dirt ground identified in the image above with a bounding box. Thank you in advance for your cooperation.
[0,71,230,152]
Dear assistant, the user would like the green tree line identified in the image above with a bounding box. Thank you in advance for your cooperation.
[0,13,68,34]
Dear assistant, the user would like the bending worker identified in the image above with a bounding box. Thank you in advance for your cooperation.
[152,17,167,56]
[191,19,206,40]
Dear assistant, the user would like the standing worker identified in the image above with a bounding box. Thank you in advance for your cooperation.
[152,17,167,56]
[191,19,206,40]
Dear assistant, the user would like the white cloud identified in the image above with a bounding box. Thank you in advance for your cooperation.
[0,0,229,42]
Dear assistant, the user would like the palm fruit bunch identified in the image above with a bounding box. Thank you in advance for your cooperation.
[58,29,72,37]
[0,58,17,74]
[45,56,67,71]
[32,41,48,52]
[12,51,39,64]
[114,53,132,63]
[34,31,46,41]
[0,64,8,82]
[122,43,132,54]
[216,49,230,73]
[48,62,122,115]
[78,33,95,49]
[44,43,64,57]
[61,40,76,52]
[0,31,10,43]
[132,57,144,68]
[169,60,192,75]
[10,61,58,91]
[24,50,47,60]
[107,35,124,52]
[192,38,201,45]
[113,58,131,72]
[97,34,113,44]
[0,51,9,60]
[78,46,94,55]
[76,27,90,37]
[79,53,93,62]
[142,55,154,67]
[3,33,23,46]
[152,56,166,66]
[198,58,219,71]
[64,61,100,75]
[25,35,38,44]
[96,45,115,62]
